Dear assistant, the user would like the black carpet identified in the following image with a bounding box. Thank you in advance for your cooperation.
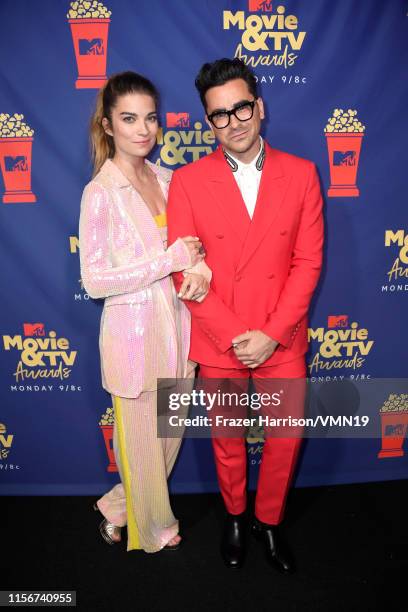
[2,480,408,611]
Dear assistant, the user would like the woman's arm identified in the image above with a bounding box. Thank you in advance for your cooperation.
[79,181,193,299]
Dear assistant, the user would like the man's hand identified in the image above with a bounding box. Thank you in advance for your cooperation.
[232,330,279,368]
[178,272,209,302]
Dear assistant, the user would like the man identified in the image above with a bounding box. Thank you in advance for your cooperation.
[167,58,323,571]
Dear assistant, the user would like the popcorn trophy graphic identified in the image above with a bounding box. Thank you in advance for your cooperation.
[0,114,36,203]
[67,0,112,89]
[378,394,408,458]
[99,407,118,472]
[324,109,365,197]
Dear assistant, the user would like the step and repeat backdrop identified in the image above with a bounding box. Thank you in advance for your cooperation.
[1,0,407,494]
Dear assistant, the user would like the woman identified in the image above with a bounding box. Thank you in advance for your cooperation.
[79,71,209,553]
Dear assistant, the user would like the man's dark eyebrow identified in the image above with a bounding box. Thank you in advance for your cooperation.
[210,99,252,114]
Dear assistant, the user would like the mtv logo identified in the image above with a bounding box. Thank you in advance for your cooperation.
[333,151,356,167]
[385,424,404,436]
[166,113,190,128]
[249,0,272,11]
[23,323,45,337]
[328,315,349,328]
[5,156,28,172]
[79,38,104,55]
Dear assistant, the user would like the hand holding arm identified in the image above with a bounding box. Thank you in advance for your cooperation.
[79,182,200,299]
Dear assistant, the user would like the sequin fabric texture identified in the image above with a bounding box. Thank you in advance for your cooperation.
[78,159,193,398]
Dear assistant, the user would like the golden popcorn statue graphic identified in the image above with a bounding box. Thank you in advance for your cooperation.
[99,407,118,472]
[0,113,36,203]
[324,109,365,197]
[67,0,112,89]
[378,394,408,459]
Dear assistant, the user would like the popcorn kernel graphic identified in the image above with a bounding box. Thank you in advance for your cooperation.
[99,406,115,425]
[67,0,112,19]
[0,113,34,138]
[324,109,365,133]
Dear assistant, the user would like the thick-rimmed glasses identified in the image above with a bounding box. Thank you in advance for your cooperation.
[207,99,257,129]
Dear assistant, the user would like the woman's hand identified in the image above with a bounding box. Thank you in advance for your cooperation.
[181,236,204,267]
[178,272,209,302]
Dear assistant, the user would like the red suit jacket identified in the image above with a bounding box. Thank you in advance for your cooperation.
[167,142,324,369]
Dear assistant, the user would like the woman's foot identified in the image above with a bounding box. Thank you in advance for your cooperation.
[164,534,182,550]
[93,503,122,545]
[99,518,122,545]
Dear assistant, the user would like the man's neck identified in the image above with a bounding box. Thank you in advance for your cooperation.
[224,137,262,166]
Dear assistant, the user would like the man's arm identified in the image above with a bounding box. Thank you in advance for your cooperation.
[261,162,324,347]
[167,170,247,353]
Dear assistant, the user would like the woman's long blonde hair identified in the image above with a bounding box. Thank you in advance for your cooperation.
[90,71,159,177]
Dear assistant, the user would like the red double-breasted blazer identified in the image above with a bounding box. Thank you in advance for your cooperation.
[167,142,324,369]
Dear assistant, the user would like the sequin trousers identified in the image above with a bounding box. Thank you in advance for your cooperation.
[96,220,196,553]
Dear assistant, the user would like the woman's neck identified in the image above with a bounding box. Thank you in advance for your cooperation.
[112,154,148,183]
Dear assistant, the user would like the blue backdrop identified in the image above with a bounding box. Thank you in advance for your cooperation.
[1,0,407,495]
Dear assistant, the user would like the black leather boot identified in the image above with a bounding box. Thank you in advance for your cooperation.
[220,511,247,569]
[251,517,293,573]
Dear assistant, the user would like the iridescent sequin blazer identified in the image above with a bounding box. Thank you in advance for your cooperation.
[79,159,193,398]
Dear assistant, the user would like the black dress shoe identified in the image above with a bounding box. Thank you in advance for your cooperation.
[220,511,247,569]
[251,518,293,573]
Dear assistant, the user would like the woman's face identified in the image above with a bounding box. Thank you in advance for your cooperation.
[102,91,158,161]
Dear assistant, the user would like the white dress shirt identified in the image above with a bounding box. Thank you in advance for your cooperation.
[226,137,264,219]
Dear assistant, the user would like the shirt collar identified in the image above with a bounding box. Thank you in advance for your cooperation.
[223,137,265,173]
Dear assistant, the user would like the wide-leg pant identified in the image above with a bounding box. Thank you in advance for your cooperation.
[96,362,195,553]
[199,356,306,526]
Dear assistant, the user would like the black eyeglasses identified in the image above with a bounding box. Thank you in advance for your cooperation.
[207,99,257,129]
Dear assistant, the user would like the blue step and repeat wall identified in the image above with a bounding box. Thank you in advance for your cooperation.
[1,0,407,495]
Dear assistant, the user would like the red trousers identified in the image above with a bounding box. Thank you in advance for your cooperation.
[199,357,306,525]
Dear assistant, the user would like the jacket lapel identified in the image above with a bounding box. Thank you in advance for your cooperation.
[205,147,251,244]
[236,144,290,273]
[100,158,164,253]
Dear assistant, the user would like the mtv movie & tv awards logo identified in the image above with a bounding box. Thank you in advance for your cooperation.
[156,113,216,167]
[222,2,307,86]
[67,0,112,89]
[382,230,408,293]
[307,315,374,381]
[0,113,36,203]
[0,422,19,472]
[69,236,91,301]
[2,324,81,392]
[324,109,365,198]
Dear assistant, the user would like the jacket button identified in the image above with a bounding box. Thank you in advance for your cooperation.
[235,275,242,282]
[216,234,224,239]
[280,230,287,236]
[267,273,275,279]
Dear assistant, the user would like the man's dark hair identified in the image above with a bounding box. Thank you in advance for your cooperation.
[195,58,258,110]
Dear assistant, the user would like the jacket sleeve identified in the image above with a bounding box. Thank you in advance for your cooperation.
[167,170,247,353]
[79,181,192,299]
[261,162,324,347]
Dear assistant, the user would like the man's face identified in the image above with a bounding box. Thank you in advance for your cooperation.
[204,78,264,161]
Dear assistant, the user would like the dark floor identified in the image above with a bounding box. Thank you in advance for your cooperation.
[2,480,408,611]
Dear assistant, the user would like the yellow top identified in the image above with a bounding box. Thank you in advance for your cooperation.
[154,212,167,228]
